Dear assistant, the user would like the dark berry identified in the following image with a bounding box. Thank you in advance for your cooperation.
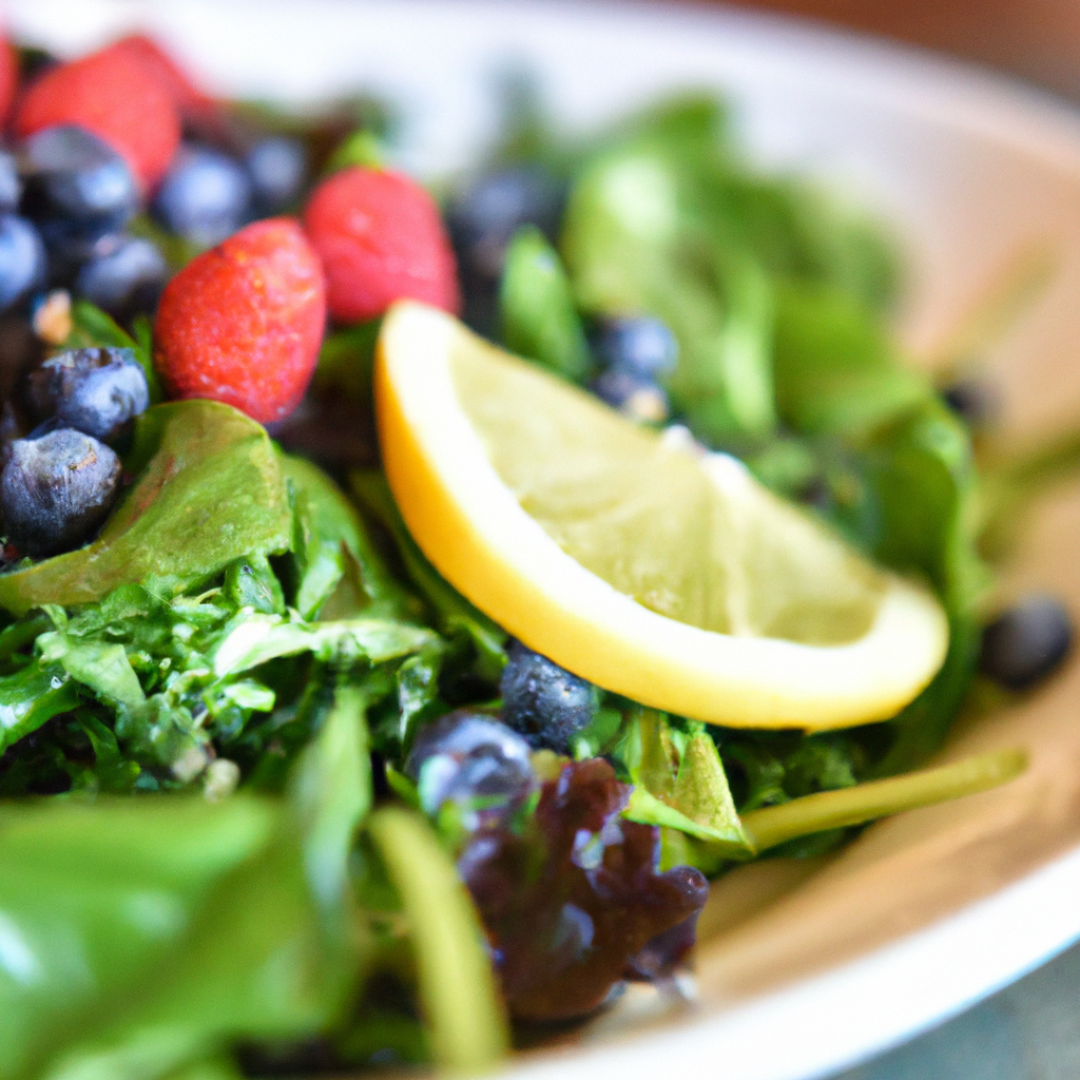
[14,44,181,189]
[75,235,167,317]
[152,145,253,247]
[25,346,150,444]
[405,710,535,824]
[596,316,678,378]
[592,368,670,423]
[245,137,306,214]
[20,125,140,232]
[448,165,565,281]
[941,378,1000,430]
[500,642,597,753]
[0,150,20,213]
[0,428,122,558]
[0,215,47,311]
[448,165,565,334]
[980,594,1073,690]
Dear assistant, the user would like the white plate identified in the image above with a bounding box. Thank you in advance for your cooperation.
[10,3,1080,1079]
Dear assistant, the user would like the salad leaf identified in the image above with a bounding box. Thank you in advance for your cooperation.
[279,454,412,621]
[500,226,590,381]
[0,402,291,615]
[741,747,1026,851]
[350,471,507,682]
[772,280,927,437]
[0,661,79,753]
[0,797,277,1080]
[367,807,508,1072]
[291,680,372,912]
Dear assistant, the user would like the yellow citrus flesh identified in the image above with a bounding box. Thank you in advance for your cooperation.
[375,301,949,730]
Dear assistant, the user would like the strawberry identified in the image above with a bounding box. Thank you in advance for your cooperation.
[101,34,219,123]
[0,36,17,127]
[15,44,181,189]
[303,165,458,323]
[154,218,327,423]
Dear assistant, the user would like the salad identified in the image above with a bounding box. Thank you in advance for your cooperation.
[0,26,1074,1080]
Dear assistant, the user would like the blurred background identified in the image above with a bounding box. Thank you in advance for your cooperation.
[707,0,1080,99]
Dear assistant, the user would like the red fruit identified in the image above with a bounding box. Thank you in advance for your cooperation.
[303,165,458,323]
[101,34,218,122]
[0,37,17,126]
[15,45,181,189]
[154,219,327,424]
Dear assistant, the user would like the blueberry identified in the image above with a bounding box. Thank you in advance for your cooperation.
[0,215,47,311]
[20,126,140,231]
[980,594,1073,690]
[405,710,535,823]
[448,165,566,334]
[0,151,21,214]
[245,137,307,214]
[25,346,150,444]
[0,428,122,558]
[500,642,597,753]
[592,367,669,423]
[75,235,167,317]
[152,145,252,247]
[448,165,565,281]
[596,316,678,379]
[941,378,1000,430]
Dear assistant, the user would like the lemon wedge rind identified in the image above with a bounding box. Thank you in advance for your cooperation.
[376,301,948,731]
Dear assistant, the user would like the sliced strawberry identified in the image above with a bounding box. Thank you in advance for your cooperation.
[303,165,459,323]
[154,218,326,424]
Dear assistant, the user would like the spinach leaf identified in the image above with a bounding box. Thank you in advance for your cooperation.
[0,797,277,1080]
[0,401,291,615]
[500,226,590,381]
[772,280,927,437]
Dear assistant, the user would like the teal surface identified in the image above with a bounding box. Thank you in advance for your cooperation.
[836,941,1080,1079]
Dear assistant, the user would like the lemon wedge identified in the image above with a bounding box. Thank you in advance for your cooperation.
[375,301,948,730]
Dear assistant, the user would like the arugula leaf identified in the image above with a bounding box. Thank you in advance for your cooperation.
[211,613,434,678]
[0,402,291,615]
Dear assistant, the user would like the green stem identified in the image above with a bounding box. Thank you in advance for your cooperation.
[367,807,508,1074]
[741,748,1026,853]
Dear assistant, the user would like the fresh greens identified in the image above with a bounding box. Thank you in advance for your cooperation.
[0,402,291,615]
[0,79,1066,1079]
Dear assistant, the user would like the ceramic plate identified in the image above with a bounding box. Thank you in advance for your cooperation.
[10,3,1080,1078]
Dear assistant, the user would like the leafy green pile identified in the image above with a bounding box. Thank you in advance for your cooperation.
[0,90,1070,1079]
